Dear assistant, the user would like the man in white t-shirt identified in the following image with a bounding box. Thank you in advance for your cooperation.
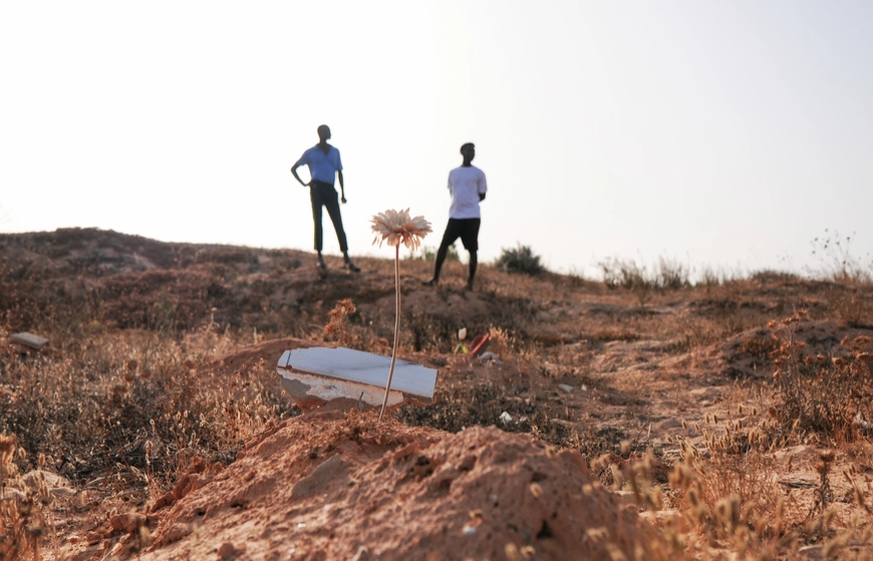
[423,143,487,290]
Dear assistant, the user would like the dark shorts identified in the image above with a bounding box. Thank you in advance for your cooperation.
[440,218,481,251]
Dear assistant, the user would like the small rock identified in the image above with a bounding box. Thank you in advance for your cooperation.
[10,332,49,350]
[656,418,683,431]
[499,411,512,425]
[293,454,345,499]
[558,384,574,394]
[218,542,245,560]
[22,470,71,490]
[49,487,77,500]
[162,523,191,544]
[109,512,146,534]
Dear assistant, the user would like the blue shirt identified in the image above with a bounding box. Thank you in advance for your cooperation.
[298,145,342,185]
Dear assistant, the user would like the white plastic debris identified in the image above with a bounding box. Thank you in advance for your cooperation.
[558,384,574,394]
[499,411,512,425]
[477,351,503,365]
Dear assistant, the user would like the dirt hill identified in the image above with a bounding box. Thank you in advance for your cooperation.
[3,228,873,560]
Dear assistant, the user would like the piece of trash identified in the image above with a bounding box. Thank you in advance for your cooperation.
[558,384,574,394]
[477,351,503,365]
[499,411,512,425]
[462,525,477,535]
[277,347,438,409]
[454,327,469,354]
[469,333,490,357]
[349,546,369,561]
[9,332,49,350]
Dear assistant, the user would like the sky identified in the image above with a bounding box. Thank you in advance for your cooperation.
[2,1,873,279]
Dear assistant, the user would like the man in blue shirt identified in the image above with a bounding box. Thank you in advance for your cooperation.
[291,125,360,272]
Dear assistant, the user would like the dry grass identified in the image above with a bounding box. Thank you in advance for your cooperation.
[764,312,873,445]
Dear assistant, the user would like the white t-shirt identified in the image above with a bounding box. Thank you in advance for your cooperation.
[447,165,487,219]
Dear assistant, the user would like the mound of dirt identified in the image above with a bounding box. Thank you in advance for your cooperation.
[721,320,873,378]
[140,405,669,561]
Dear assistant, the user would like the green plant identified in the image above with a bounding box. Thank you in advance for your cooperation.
[495,244,544,276]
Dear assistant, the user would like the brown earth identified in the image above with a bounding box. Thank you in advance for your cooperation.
[3,228,873,560]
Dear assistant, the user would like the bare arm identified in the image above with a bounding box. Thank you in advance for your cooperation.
[290,159,310,187]
[338,170,347,203]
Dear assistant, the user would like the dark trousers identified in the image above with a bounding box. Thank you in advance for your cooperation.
[433,218,480,282]
[310,181,348,253]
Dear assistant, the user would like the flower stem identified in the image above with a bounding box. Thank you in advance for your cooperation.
[379,245,401,421]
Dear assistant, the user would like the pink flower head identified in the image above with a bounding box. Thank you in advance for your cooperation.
[371,209,432,250]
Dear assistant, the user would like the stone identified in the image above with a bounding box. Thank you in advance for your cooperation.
[10,332,49,350]
[292,455,345,499]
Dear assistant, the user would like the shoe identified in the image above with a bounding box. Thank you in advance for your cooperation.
[344,257,361,272]
[422,278,438,287]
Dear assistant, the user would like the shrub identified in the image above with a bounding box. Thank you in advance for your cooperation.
[808,229,873,283]
[656,256,690,290]
[766,311,873,443]
[495,244,544,276]
[405,243,459,262]
[597,257,654,305]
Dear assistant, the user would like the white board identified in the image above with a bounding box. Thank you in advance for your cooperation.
[276,347,438,407]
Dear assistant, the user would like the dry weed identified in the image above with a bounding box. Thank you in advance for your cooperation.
[766,312,873,444]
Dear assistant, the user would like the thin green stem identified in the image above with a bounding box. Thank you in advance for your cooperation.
[379,245,401,421]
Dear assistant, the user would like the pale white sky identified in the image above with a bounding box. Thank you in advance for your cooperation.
[2,1,873,277]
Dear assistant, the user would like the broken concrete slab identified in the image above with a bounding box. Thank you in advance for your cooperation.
[276,347,438,409]
[10,332,49,350]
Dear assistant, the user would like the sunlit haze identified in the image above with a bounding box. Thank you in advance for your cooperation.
[3,1,873,278]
